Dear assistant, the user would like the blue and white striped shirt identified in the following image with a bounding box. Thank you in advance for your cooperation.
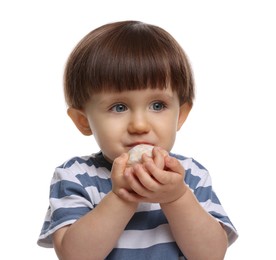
[38,152,238,259]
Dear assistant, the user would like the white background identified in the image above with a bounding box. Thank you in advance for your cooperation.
[1,0,275,259]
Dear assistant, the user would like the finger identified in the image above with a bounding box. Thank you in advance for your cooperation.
[125,164,156,196]
[112,153,129,173]
[152,147,166,169]
[133,163,159,192]
[141,153,153,163]
[164,156,185,176]
[124,165,147,193]
[144,161,170,185]
[155,146,169,157]
[142,147,167,169]
[111,153,132,195]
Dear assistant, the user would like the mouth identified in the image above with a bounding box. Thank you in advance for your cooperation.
[127,142,154,148]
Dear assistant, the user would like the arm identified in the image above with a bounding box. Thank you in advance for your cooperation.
[161,189,227,260]
[118,150,228,259]
[53,153,138,260]
[160,158,228,259]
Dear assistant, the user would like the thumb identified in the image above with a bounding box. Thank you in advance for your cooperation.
[112,153,129,174]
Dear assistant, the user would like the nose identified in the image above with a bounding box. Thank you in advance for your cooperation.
[127,111,150,134]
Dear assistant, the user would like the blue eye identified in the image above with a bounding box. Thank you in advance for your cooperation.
[111,104,127,112]
[150,102,165,111]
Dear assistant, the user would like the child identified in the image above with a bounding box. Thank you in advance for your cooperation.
[38,20,238,259]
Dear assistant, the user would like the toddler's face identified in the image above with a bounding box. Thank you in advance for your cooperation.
[84,87,189,162]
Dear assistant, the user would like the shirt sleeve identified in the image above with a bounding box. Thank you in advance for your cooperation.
[181,157,239,246]
[37,163,93,248]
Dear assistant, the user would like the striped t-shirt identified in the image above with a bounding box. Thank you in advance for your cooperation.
[38,152,238,259]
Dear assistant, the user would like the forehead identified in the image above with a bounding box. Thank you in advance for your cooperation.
[89,86,177,104]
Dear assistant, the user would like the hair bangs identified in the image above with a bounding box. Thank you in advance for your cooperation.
[85,24,172,94]
[64,21,194,109]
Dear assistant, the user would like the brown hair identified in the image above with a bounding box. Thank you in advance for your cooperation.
[64,20,194,109]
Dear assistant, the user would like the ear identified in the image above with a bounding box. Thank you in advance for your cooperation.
[177,103,192,131]
[67,108,92,136]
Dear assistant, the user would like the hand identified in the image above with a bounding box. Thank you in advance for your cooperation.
[118,149,188,204]
[146,146,168,170]
[111,153,133,196]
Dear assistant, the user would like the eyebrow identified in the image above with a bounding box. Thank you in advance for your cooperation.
[95,89,176,105]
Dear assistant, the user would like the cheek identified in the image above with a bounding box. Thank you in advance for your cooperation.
[90,121,123,149]
[163,129,177,149]
[155,116,178,150]
[158,113,179,133]
[92,127,117,146]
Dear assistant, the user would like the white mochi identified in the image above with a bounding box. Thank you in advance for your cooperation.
[127,144,154,165]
